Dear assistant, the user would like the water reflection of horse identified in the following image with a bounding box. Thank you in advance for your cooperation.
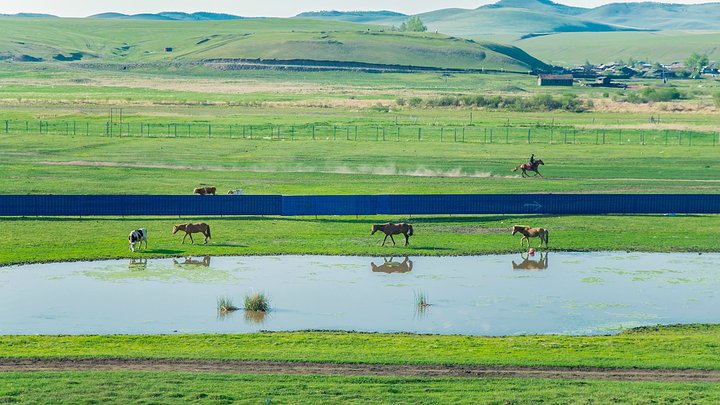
[173,256,211,267]
[512,159,544,177]
[128,258,147,270]
[371,256,413,273]
[512,252,548,270]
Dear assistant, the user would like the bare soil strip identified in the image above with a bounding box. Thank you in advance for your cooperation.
[1,358,719,382]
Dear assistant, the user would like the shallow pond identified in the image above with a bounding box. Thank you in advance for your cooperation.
[1,252,718,335]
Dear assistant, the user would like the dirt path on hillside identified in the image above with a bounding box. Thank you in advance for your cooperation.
[1,358,719,382]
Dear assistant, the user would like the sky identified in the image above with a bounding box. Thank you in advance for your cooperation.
[0,0,716,17]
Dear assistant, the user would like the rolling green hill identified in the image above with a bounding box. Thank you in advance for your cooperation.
[514,30,720,65]
[0,17,548,71]
[580,2,720,31]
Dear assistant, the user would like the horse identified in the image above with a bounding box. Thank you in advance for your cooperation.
[193,186,216,195]
[172,222,211,244]
[512,159,544,177]
[128,228,147,252]
[371,256,413,273]
[512,252,548,270]
[511,225,549,249]
[371,223,414,246]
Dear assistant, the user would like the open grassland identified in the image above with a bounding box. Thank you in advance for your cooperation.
[2,371,719,404]
[0,214,717,266]
[0,134,719,195]
[2,325,719,369]
[0,17,544,71]
[512,30,720,66]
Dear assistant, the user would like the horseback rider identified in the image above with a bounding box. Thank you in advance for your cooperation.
[529,154,536,167]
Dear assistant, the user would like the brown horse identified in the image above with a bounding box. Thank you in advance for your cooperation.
[512,159,544,177]
[173,256,211,267]
[371,223,414,246]
[511,225,549,248]
[193,186,216,195]
[172,222,211,244]
[371,256,413,273]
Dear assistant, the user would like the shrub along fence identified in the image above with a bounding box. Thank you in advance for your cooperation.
[2,120,720,146]
[1,194,718,217]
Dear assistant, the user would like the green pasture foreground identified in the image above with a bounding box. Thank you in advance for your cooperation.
[0,214,717,266]
[1,372,718,404]
[1,325,719,369]
[1,134,720,195]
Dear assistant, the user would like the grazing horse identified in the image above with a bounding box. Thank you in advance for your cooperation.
[371,223,414,246]
[371,256,413,273]
[172,222,211,244]
[512,159,544,177]
[193,186,217,195]
[511,225,549,249]
[128,228,147,252]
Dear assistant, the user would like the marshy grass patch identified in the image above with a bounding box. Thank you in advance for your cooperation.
[414,291,431,314]
[217,297,239,313]
[244,292,270,312]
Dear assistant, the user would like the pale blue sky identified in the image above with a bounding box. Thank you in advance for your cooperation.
[0,0,714,17]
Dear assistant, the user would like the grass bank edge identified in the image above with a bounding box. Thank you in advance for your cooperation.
[1,324,719,370]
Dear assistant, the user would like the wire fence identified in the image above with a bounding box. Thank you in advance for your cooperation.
[3,119,719,146]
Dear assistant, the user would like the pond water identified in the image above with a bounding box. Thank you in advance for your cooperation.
[1,252,718,336]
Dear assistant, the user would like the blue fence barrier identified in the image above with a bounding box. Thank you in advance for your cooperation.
[0,194,718,217]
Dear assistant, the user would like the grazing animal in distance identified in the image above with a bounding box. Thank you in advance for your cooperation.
[512,159,545,177]
[511,225,549,249]
[172,222,211,244]
[128,228,147,252]
[227,189,243,195]
[371,223,414,246]
[193,186,216,195]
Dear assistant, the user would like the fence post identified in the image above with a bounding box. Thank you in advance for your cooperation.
[505,127,508,144]
[527,128,530,144]
[454,128,457,142]
[490,128,493,144]
[208,124,211,138]
[312,125,315,140]
[664,130,668,145]
[396,126,399,142]
[86,122,89,136]
[346,127,349,141]
[417,127,421,142]
[73,121,76,136]
[105,122,109,137]
[26,121,28,133]
[689,132,692,146]
[5,120,8,133]
[484,128,487,144]
[229,124,232,139]
[382,126,385,141]
[573,128,576,144]
[440,127,443,142]
[333,126,337,141]
[462,127,465,143]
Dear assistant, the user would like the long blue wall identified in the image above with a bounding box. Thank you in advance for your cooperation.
[0,194,718,216]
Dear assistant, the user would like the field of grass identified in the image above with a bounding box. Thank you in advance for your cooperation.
[1,214,717,266]
[2,325,719,369]
[512,30,720,66]
[0,17,545,71]
[2,372,718,404]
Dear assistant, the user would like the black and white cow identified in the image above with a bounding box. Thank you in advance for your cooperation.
[128,228,148,252]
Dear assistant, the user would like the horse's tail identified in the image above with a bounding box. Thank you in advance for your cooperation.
[206,224,211,239]
[545,229,549,247]
[407,224,414,236]
[511,165,518,172]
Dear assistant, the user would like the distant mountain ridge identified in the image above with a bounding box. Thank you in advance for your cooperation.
[296,10,406,23]
[294,0,720,36]
[88,11,245,21]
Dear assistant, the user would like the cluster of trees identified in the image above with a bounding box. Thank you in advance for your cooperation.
[394,16,427,32]
[396,93,586,112]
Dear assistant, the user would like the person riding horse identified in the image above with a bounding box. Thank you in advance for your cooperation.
[529,154,535,167]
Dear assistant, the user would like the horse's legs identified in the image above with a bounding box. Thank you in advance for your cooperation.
[535,170,543,177]
[521,236,528,247]
[203,231,209,244]
[404,232,409,246]
[382,234,388,246]
[188,233,195,244]
[389,234,396,245]
[181,233,187,244]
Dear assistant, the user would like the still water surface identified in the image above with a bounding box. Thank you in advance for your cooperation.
[1,252,718,335]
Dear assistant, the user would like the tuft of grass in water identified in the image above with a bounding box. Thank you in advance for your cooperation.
[244,292,270,312]
[415,291,430,308]
[217,297,239,313]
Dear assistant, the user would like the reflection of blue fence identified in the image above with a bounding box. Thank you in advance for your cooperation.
[1,194,718,217]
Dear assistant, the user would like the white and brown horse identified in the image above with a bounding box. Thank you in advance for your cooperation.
[193,186,216,195]
[128,228,147,252]
[371,223,414,246]
[511,225,549,249]
[172,222,211,244]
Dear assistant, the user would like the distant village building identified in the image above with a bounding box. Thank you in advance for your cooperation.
[537,74,573,86]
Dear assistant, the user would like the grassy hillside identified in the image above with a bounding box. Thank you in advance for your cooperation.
[0,17,547,71]
[514,30,720,65]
